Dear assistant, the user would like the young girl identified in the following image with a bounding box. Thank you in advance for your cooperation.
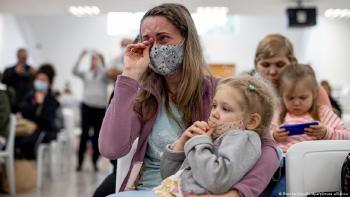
[271,64,350,196]
[153,75,276,197]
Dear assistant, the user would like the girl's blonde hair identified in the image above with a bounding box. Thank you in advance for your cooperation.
[278,64,319,123]
[218,75,276,136]
[134,3,207,128]
[254,34,298,67]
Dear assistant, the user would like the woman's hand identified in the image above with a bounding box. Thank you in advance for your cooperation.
[273,127,288,143]
[122,38,154,81]
[172,121,209,151]
[187,190,241,197]
[304,123,327,139]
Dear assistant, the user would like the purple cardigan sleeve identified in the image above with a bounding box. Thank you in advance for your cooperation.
[98,75,143,159]
[233,138,280,197]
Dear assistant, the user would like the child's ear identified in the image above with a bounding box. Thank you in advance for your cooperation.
[246,113,262,130]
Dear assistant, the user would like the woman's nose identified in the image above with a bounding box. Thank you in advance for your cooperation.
[268,67,277,75]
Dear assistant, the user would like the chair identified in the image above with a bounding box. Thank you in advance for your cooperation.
[286,140,350,196]
[115,138,139,193]
[37,108,74,189]
[0,114,16,196]
[36,141,58,189]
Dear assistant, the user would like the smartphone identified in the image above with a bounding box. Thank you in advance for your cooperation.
[280,121,319,136]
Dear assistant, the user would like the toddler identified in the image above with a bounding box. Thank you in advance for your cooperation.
[154,75,276,197]
[270,64,350,197]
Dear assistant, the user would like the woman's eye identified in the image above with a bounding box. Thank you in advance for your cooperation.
[157,35,170,44]
[276,62,286,68]
[261,63,270,68]
[211,103,217,109]
[142,36,149,41]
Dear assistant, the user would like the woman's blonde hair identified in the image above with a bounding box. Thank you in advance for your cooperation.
[254,34,298,67]
[218,75,276,136]
[278,64,319,123]
[134,3,206,128]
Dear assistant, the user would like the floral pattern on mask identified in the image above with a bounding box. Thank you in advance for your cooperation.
[149,43,184,76]
[211,120,245,139]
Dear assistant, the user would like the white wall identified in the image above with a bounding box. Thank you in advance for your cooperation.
[0,14,29,71]
[14,15,129,99]
[303,17,350,88]
[201,16,305,73]
[1,14,350,99]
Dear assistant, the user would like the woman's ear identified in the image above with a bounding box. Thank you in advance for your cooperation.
[246,113,262,130]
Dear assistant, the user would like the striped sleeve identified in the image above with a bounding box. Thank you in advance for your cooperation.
[320,105,350,140]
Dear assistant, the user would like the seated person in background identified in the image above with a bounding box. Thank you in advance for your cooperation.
[17,63,61,159]
[0,72,15,149]
[156,76,276,197]
[320,80,342,118]
[270,64,350,196]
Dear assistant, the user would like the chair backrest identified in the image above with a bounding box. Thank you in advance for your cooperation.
[62,108,75,142]
[115,138,139,193]
[286,140,350,196]
[5,114,16,154]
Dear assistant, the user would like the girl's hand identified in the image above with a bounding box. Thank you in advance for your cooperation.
[122,38,154,81]
[273,127,288,142]
[204,127,214,138]
[304,123,327,139]
[172,121,209,151]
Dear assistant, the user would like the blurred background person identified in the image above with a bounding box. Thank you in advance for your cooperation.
[2,48,36,112]
[0,71,15,149]
[321,80,343,117]
[107,38,133,81]
[17,64,61,159]
[73,49,109,172]
[93,35,139,197]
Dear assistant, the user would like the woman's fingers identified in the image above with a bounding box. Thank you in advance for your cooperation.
[126,39,154,55]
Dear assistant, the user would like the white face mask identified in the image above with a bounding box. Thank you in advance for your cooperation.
[149,43,184,76]
[211,120,245,139]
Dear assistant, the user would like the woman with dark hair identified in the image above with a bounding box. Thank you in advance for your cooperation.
[17,63,61,159]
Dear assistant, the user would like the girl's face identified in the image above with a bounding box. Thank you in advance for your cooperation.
[282,81,314,116]
[209,85,245,136]
[140,16,184,45]
[256,55,291,87]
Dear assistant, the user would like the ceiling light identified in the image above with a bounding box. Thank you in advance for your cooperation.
[192,7,230,35]
[68,6,100,17]
[106,12,144,35]
[325,9,350,19]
